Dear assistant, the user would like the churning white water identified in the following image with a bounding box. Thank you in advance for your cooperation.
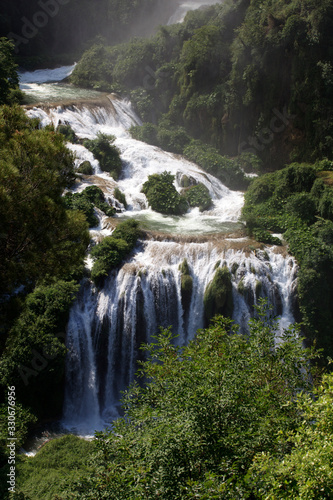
[27,98,244,234]
[23,73,298,434]
[62,241,297,433]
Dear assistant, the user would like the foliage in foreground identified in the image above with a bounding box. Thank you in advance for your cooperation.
[14,435,94,500]
[60,301,319,499]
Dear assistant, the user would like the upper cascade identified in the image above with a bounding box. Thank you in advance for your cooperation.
[27,97,244,235]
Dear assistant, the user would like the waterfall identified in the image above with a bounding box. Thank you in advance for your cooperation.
[25,91,297,434]
[62,240,297,433]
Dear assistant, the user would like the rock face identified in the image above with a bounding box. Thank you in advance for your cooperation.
[204,266,233,326]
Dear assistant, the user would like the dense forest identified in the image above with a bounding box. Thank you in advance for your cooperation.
[0,0,333,498]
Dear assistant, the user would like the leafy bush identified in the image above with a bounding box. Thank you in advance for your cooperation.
[114,187,127,208]
[64,186,115,227]
[14,435,94,500]
[77,161,93,175]
[142,171,188,215]
[183,183,212,211]
[90,219,141,285]
[0,281,80,417]
[83,133,122,179]
[61,300,317,499]
[63,192,98,228]
[56,124,77,143]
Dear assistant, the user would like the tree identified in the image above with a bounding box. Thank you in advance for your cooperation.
[62,300,318,499]
[0,106,89,298]
[0,38,22,105]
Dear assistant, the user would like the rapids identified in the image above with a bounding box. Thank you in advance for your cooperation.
[22,67,298,435]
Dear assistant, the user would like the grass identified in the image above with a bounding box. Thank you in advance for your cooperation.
[16,434,94,499]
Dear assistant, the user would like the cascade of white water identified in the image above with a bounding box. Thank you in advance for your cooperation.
[24,87,297,435]
[26,99,244,235]
[62,240,297,433]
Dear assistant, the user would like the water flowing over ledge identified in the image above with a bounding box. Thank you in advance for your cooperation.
[22,85,297,435]
[62,242,297,434]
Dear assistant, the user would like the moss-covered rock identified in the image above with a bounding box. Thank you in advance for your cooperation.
[114,187,127,208]
[204,266,233,325]
[179,259,193,312]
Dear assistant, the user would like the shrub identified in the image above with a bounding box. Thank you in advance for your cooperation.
[64,186,115,227]
[183,183,212,211]
[90,219,140,285]
[77,161,93,175]
[83,133,122,179]
[56,124,77,143]
[142,171,188,215]
[114,187,127,208]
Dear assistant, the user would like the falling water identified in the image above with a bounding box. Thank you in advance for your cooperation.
[25,85,298,434]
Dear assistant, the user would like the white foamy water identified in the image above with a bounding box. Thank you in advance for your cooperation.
[27,98,244,234]
[23,68,298,436]
[62,241,297,434]
[168,0,221,24]
[19,64,76,84]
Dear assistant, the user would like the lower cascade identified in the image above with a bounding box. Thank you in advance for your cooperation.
[62,241,297,434]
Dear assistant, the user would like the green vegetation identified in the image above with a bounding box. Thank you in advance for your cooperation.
[0,38,22,105]
[0,281,80,418]
[114,187,127,208]
[59,301,320,499]
[182,183,212,212]
[56,124,77,144]
[204,266,233,325]
[90,219,141,285]
[77,161,93,176]
[83,133,122,179]
[0,105,89,300]
[242,161,333,358]
[64,185,115,227]
[72,0,333,179]
[141,171,188,215]
[15,435,94,500]
[179,259,193,311]
[250,373,333,498]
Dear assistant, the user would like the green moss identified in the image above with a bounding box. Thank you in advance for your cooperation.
[255,280,262,296]
[179,258,190,275]
[237,278,245,295]
[231,263,239,275]
[204,266,233,324]
[179,259,193,311]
